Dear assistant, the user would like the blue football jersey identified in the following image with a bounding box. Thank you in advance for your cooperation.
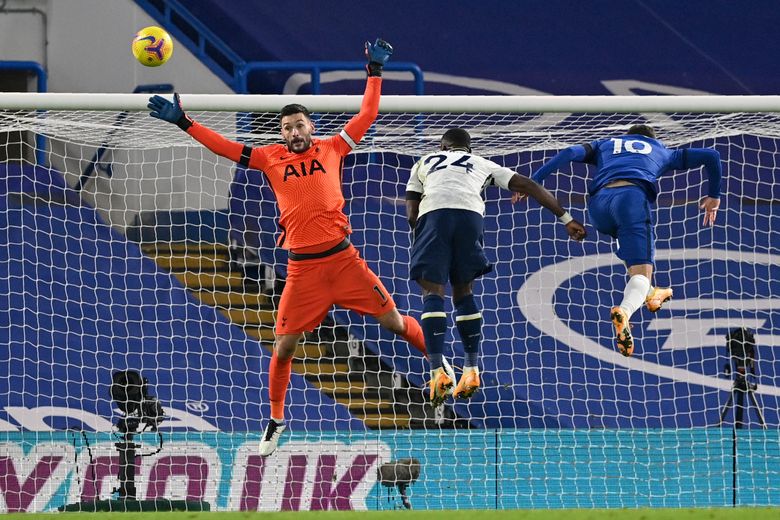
[531,133,722,203]
[584,134,685,200]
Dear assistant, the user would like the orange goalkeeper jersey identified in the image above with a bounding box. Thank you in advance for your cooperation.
[186,76,382,250]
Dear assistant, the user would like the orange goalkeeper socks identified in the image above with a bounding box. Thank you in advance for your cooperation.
[269,350,293,420]
[402,315,428,358]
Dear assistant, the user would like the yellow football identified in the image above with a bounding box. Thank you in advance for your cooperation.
[132,26,173,67]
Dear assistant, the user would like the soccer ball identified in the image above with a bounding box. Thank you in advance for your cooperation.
[132,26,173,67]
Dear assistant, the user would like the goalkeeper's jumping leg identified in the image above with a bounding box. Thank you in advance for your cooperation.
[261,333,301,457]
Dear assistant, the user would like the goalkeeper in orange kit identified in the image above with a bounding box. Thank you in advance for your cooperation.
[148,39,454,456]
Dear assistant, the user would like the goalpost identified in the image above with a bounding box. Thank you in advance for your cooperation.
[0,93,778,512]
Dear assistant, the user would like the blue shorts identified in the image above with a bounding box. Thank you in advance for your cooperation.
[588,185,655,267]
[410,208,492,285]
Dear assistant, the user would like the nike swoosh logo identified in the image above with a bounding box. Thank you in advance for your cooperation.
[433,332,444,336]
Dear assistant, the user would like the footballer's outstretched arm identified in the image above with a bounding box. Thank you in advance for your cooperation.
[340,77,382,148]
[339,39,393,149]
[148,93,245,163]
[511,144,591,204]
[509,173,587,241]
[185,122,247,164]
[531,144,592,183]
[683,148,723,226]
[683,148,723,199]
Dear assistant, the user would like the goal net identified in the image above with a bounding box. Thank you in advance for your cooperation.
[0,93,778,511]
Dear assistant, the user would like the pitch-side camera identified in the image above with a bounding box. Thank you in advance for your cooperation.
[719,327,766,429]
[108,370,166,500]
[378,458,421,510]
[726,327,756,372]
[110,370,165,432]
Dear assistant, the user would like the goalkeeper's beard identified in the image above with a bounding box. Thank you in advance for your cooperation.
[287,136,311,153]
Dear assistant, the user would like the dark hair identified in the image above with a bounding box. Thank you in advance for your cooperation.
[441,127,472,152]
[627,124,656,139]
[279,103,311,121]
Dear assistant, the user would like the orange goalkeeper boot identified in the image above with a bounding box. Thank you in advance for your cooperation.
[453,368,480,399]
[429,367,453,407]
[645,287,673,312]
[610,306,634,357]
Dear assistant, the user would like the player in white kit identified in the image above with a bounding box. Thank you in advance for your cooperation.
[405,128,587,406]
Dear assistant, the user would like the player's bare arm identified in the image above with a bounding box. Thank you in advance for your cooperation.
[406,191,422,228]
[508,174,587,241]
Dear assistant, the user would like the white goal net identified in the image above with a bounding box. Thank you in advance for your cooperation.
[0,93,778,511]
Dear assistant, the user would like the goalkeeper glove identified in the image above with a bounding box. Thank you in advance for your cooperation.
[148,92,193,131]
[365,38,393,77]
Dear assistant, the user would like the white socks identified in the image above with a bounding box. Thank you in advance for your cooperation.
[619,274,652,318]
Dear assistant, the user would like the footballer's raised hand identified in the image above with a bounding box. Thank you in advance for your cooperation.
[365,38,393,76]
[148,92,192,130]
[699,196,720,226]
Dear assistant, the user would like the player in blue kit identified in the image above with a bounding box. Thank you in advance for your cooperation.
[406,128,587,406]
[527,124,722,357]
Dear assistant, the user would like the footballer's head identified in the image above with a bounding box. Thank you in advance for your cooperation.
[627,124,656,139]
[440,127,472,152]
[280,104,315,153]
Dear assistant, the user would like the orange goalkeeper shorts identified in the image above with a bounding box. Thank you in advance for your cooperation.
[275,243,396,335]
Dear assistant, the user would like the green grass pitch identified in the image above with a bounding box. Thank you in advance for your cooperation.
[17,508,778,520]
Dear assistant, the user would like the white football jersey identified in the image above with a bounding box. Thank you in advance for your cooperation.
[406,150,516,217]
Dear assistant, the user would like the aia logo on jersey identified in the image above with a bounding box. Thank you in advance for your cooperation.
[283,159,326,182]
